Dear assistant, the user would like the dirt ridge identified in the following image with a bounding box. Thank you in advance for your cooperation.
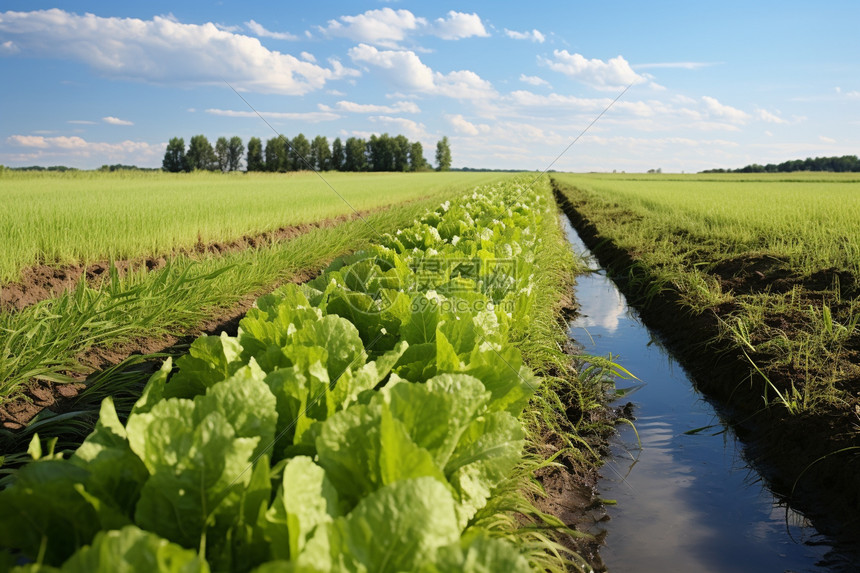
[0,210,374,313]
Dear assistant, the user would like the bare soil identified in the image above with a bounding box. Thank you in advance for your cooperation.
[0,211,370,312]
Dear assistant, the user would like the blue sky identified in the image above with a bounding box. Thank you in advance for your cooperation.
[1,1,858,172]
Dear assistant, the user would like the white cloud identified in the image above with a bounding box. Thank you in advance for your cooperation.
[1,39,19,53]
[819,135,836,143]
[504,28,545,43]
[368,115,429,140]
[349,44,496,101]
[519,74,550,87]
[244,19,298,41]
[701,96,749,123]
[5,134,164,164]
[204,109,341,122]
[329,100,421,113]
[103,116,133,126]
[319,8,488,45]
[846,90,860,99]
[754,108,787,124]
[432,11,488,39]
[319,8,424,46]
[446,114,490,135]
[300,51,316,62]
[0,9,347,95]
[67,120,96,125]
[541,51,646,90]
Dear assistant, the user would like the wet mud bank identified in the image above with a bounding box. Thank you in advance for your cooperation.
[552,181,860,562]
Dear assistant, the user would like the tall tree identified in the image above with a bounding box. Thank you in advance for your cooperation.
[435,136,452,172]
[186,134,217,171]
[162,137,187,172]
[291,133,311,170]
[214,137,230,172]
[343,137,368,172]
[265,136,288,172]
[409,141,427,171]
[246,137,264,171]
[310,135,331,170]
[227,136,244,172]
[330,137,344,171]
[393,135,410,172]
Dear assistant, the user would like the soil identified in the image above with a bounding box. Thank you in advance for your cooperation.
[552,179,860,553]
[0,210,374,313]
[0,268,321,434]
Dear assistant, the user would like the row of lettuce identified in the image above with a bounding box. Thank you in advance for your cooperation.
[1,177,572,572]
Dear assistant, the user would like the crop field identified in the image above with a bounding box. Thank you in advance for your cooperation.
[553,172,860,525]
[0,175,611,572]
[0,172,508,424]
[0,170,504,284]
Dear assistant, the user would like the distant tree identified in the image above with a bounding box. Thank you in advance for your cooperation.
[265,136,288,172]
[367,134,396,172]
[291,133,311,170]
[344,137,368,171]
[186,134,217,171]
[435,136,452,171]
[162,137,187,172]
[214,137,230,172]
[310,135,331,170]
[393,135,410,172]
[246,137,264,171]
[409,141,427,171]
[330,137,344,170]
[227,136,244,172]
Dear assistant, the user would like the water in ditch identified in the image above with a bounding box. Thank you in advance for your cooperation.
[559,213,855,572]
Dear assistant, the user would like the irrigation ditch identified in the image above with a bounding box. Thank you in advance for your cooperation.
[553,179,860,570]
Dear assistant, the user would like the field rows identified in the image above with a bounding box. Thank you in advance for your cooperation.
[0,176,606,571]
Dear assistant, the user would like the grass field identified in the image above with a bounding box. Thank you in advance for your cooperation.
[0,170,505,284]
[553,172,860,275]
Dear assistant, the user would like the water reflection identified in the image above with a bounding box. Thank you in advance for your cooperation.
[560,214,846,572]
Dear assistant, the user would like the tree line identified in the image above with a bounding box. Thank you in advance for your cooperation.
[163,133,452,173]
[702,155,860,173]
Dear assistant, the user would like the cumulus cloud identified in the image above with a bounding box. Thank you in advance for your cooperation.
[319,8,424,46]
[349,44,496,100]
[244,19,298,40]
[5,134,164,165]
[519,74,550,87]
[368,115,429,140]
[300,51,316,62]
[504,29,545,43]
[103,116,133,126]
[431,12,488,40]
[326,100,421,114]
[204,109,341,122]
[541,51,646,90]
[701,96,749,123]
[446,114,490,135]
[319,8,488,46]
[0,9,349,95]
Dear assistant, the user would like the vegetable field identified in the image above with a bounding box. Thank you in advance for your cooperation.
[0,176,606,571]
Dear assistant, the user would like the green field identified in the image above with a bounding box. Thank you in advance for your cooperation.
[553,172,860,275]
[0,171,505,284]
